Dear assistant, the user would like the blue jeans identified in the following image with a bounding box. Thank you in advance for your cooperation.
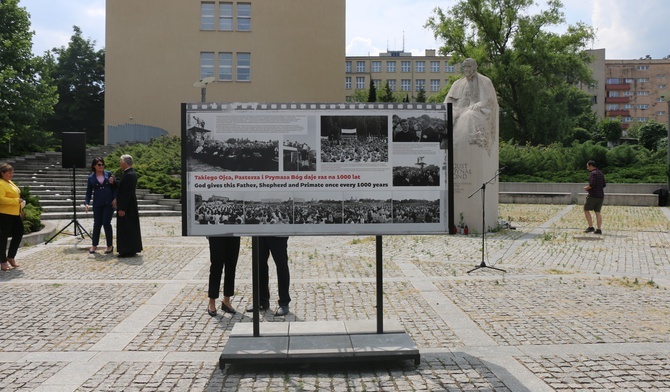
[92,204,114,247]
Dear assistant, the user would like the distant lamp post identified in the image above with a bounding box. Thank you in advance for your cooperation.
[193,76,215,103]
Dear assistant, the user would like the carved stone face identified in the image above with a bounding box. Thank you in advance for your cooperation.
[463,60,477,79]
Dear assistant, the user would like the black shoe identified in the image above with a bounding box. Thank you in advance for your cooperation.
[594,229,602,235]
[104,246,114,254]
[274,306,289,316]
[207,308,217,317]
[221,303,236,314]
[584,227,595,233]
[246,303,269,313]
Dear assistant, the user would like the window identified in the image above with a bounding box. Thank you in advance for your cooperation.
[356,76,365,89]
[415,79,425,92]
[430,61,440,72]
[201,2,215,30]
[623,104,634,109]
[659,84,667,89]
[401,79,411,91]
[237,52,250,81]
[637,78,649,83]
[200,52,215,78]
[356,61,366,73]
[657,97,667,102]
[415,61,425,72]
[372,79,381,88]
[657,111,666,116]
[218,52,233,80]
[430,79,440,92]
[606,104,620,110]
[608,91,620,97]
[606,78,620,84]
[625,78,634,83]
[401,61,411,73]
[637,65,649,71]
[445,64,455,73]
[371,61,381,73]
[386,61,396,73]
[622,117,633,123]
[637,91,650,96]
[345,77,351,89]
[622,91,634,96]
[237,3,251,31]
[637,117,648,122]
[387,79,396,91]
[637,104,649,109]
[345,61,352,73]
[219,3,233,30]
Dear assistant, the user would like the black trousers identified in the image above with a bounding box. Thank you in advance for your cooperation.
[258,236,291,307]
[207,237,240,299]
[0,213,23,262]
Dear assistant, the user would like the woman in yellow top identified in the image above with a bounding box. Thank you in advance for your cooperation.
[0,163,25,271]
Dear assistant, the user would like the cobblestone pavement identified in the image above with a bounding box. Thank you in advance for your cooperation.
[1,204,670,391]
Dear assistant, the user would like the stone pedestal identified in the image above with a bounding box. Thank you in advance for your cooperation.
[452,139,499,234]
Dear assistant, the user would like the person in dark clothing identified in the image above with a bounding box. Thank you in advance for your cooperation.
[207,236,240,316]
[114,154,143,257]
[84,157,116,254]
[583,160,605,234]
[246,236,291,316]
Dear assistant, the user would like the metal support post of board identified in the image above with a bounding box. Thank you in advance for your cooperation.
[376,236,383,334]
[251,236,260,337]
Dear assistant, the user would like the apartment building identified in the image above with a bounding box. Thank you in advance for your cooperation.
[105,1,345,142]
[345,49,458,102]
[603,57,670,131]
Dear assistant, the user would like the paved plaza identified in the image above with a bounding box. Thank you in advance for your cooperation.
[1,204,670,391]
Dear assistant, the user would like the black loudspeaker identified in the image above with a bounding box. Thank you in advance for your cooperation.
[61,132,87,169]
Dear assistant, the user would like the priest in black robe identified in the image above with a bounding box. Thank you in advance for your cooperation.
[114,154,143,257]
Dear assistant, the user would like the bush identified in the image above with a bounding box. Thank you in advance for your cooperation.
[21,186,43,234]
[105,136,182,199]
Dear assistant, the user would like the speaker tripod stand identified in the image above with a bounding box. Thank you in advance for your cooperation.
[45,166,90,244]
[467,168,506,274]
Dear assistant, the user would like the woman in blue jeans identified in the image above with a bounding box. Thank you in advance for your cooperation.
[84,157,116,254]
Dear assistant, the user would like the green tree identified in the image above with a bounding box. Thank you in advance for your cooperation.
[600,117,623,144]
[426,0,596,145]
[378,81,395,102]
[350,89,368,102]
[638,120,667,151]
[0,0,58,156]
[367,79,377,102]
[47,26,105,145]
[416,88,426,103]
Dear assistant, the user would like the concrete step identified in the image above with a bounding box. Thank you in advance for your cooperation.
[32,199,171,207]
[42,204,176,213]
[41,210,181,220]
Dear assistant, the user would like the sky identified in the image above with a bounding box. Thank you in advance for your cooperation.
[20,0,670,60]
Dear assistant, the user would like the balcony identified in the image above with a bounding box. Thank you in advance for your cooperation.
[606,110,630,117]
[605,83,630,91]
[605,97,630,104]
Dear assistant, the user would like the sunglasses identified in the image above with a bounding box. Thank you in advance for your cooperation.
[96,163,105,167]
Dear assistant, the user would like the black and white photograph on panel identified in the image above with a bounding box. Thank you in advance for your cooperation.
[293,192,344,224]
[392,190,441,224]
[320,115,388,163]
[342,191,393,224]
[243,194,294,225]
[283,134,317,172]
[392,113,446,143]
[392,154,441,187]
[188,135,280,172]
[194,194,245,225]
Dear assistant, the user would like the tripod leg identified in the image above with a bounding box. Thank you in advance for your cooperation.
[44,220,76,244]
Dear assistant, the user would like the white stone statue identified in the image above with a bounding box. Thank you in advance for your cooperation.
[445,58,498,156]
[444,58,500,233]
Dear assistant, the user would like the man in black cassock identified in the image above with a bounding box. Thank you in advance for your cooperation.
[114,154,143,257]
